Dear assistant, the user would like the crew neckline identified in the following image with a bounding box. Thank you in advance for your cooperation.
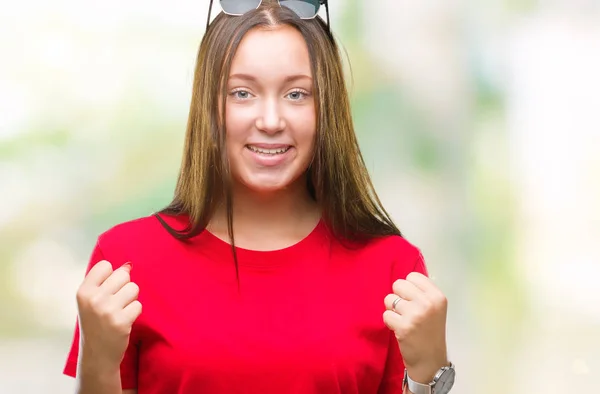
[197,219,329,268]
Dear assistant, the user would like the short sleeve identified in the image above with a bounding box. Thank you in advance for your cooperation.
[378,249,429,393]
[63,240,139,390]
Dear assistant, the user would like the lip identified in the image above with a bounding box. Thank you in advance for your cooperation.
[245,145,294,167]
[246,143,293,149]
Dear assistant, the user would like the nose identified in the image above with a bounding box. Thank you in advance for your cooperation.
[255,98,285,134]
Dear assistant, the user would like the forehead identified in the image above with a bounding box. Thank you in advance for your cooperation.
[229,25,312,78]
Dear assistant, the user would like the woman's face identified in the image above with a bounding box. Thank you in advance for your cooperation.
[225,25,316,194]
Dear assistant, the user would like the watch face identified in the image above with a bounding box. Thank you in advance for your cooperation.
[435,368,456,394]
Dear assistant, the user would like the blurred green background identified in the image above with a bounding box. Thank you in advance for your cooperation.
[1,0,599,392]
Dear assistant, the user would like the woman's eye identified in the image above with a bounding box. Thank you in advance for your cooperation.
[287,90,308,100]
[231,90,252,100]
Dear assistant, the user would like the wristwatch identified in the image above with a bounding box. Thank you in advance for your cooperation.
[402,362,455,394]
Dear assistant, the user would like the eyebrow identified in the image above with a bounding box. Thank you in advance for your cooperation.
[228,73,313,83]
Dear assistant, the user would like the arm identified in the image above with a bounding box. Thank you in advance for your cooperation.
[75,358,120,394]
[67,242,141,393]
[382,247,450,393]
[75,351,133,394]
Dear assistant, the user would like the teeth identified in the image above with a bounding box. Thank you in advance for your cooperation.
[247,145,290,155]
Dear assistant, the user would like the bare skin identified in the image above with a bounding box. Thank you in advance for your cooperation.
[75,262,141,394]
[384,273,450,389]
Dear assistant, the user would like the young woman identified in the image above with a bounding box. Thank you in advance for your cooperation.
[64,1,455,393]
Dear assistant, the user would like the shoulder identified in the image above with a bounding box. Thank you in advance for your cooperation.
[369,234,421,260]
[375,235,428,278]
[335,234,427,281]
[95,213,187,256]
[97,215,156,247]
[342,234,422,264]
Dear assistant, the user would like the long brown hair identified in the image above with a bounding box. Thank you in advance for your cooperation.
[157,1,401,254]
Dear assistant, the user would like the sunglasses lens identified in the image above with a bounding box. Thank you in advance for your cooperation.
[220,0,262,15]
[279,0,320,18]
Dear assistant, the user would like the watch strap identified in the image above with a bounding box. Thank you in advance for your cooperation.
[402,369,433,394]
[402,363,455,394]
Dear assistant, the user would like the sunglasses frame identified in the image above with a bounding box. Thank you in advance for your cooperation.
[206,0,330,32]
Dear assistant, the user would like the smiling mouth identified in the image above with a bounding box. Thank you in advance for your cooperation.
[246,145,292,155]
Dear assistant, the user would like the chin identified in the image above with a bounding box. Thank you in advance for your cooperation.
[242,179,291,194]
[236,171,306,194]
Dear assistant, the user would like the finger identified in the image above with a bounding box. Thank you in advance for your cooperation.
[382,310,410,340]
[121,300,143,324]
[406,272,442,297]
[383,309,401,329]
[83,260,113,287]
[384,293,408,313]
[100,263,132,295]
[383,310,413,341]
[392,278,422,301]
[113,282,140,309]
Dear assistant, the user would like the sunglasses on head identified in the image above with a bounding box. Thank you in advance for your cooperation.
[206,0,330,31]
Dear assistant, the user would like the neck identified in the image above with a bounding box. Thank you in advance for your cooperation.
[208,177,321,249]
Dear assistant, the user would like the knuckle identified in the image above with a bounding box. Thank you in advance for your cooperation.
[392,279,404,293]
[406,272,419,281]
[113,313,134,332]
[121,269,131,282]
[107,312,123,328]
[75,286,88,303]
[96,260,110,268]
[95,260,113,273]
[384,294,394,306]
[88,293,104,309]
[404,320,416,333]
[415,298,430,314]
[132,301,143,316]
[128,282,140,294]
[437,293,448,307]
[112,268,129,282]
[382,311,396,331]
[429,292,447,310]
[423,298,433,310]
[394,327,408,341]
[97,305,113,319]
[411,309,426,322]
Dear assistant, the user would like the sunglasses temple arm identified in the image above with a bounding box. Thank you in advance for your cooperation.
[206,0,214,31]
[324,0,330,32]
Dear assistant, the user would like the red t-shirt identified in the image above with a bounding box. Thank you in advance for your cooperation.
[64,214,428,393]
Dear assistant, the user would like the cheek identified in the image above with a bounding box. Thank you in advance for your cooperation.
[225,103,254,142]
[294,107,317,148]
